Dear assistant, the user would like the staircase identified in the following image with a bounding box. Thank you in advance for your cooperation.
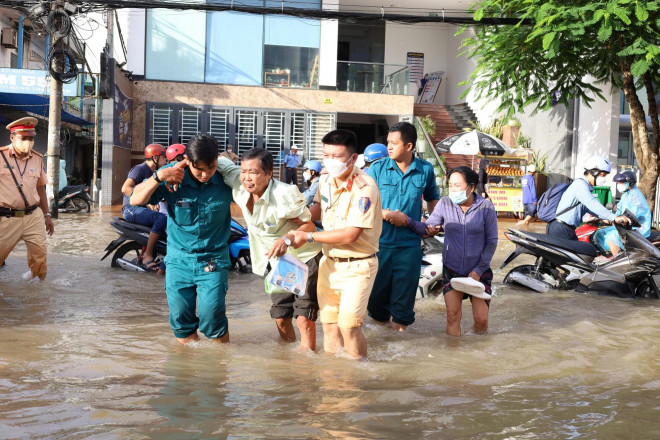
[414,103,479,170]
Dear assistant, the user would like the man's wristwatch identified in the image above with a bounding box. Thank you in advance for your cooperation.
[282,235,292,246]
[44,213,51,218]
[307,232,315,243]
[153,171,163,183]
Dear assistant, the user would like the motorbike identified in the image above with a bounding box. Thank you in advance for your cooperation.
[499,210,660,299]
[101,217,251,273]
[417,234,444,298]
[56,184,91,213]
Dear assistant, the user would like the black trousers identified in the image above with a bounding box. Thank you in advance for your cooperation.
[546,220,578,241]
[285,168,297,186]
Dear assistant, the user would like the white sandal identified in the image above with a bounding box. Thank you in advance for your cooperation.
[450,277,491,300]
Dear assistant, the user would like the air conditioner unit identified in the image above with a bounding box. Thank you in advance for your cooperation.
[1,28,18,49]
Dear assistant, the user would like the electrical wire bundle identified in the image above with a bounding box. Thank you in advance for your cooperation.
[48,49,79,83]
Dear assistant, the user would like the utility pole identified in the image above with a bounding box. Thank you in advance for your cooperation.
[92,73,100,204]
[45,0,64,219]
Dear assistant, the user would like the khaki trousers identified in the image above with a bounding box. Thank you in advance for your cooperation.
[0,207,47,279]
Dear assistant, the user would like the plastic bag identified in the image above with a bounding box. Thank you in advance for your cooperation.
[265,254,308,296]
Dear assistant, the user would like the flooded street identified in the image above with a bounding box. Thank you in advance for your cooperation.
[2,211,660,439]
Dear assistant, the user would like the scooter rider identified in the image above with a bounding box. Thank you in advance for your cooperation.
[548,155,630,240]
[166,143,186,163]
[362,143,388,171]
[302,160,322,207]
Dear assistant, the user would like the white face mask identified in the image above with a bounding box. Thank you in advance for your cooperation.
[323,156,353,178]
[303,171,311,182]
[595,176,607,186]
[617,182,629,193]
[12,137,34,154]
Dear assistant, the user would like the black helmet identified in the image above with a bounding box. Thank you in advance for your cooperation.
[613,170,636,185]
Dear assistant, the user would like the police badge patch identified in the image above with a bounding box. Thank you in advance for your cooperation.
[359,197,371,213]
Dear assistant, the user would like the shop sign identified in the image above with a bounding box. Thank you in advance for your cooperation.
[0,68,78,96]
[323,98,333,104]
[489,188,523,212]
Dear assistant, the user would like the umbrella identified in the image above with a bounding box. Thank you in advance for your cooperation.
[435,131,513,156]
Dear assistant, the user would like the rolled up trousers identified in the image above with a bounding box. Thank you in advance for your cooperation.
[0,207,48,279]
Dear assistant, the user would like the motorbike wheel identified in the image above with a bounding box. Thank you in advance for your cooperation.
[71,196,91,213]
[111,241,144,268]
[635,279,660,299]
[236,249,252,273]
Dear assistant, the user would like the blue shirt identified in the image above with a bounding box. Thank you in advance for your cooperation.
[520,173,537,204]
[150,166,233,264]
[368,157,439,248]
[303,177,319,206]
[122,163,153,208]
[284,153,300,168]
[556,177,616,226]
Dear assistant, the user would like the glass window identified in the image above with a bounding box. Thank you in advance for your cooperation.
[206,12,263,85]
[146,10,206,82]
[263,45,319,88]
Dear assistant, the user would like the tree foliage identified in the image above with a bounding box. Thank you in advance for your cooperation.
[459,0,660,208]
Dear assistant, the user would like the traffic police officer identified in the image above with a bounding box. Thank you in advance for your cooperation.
[0,117,54,279]
[131,134,233,344]
[291,129,382,360]
[367,121,439,331]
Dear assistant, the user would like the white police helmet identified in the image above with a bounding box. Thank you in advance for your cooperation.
[584,155,611,174]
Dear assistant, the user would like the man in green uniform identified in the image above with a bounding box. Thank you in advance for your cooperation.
[131,134,233,344]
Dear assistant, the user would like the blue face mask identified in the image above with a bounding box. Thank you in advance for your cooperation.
[449,189,469,205]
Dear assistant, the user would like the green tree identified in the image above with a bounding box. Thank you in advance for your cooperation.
[459,0,660,210]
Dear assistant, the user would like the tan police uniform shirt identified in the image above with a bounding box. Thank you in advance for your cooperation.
[317,166,382,258]
[0,146,47,209]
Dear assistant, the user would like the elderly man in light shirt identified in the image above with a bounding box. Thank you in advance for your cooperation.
[217,148,322,351]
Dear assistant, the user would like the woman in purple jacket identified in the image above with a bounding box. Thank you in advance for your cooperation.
[426,166,498,336]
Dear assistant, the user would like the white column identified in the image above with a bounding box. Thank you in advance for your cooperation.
[122,8,146,76]
[319,1,338,88]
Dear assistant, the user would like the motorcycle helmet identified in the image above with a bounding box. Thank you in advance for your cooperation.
[166,143,186,162]
[364,143,388,163]
[144,143,165,159]
[303,160,322,174]
[583,155,611,174]
[613,170,637,185]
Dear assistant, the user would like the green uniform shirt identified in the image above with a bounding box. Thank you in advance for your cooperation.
[152,166,233,264]
[217,158,322,276]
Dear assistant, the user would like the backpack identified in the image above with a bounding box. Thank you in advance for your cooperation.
[536,182,580,223]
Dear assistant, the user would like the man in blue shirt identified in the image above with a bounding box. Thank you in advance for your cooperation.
[130,134,234,344]
[518,164,537,226]
[368,122,440,331]
[121,143,168,271]
[284,145,302,186]
[549,155,630,240]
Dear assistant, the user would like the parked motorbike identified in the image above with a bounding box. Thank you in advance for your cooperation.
[101,217,251,273]
[499,210,660,299]
[56,184,91,213]
[417,235,444,298]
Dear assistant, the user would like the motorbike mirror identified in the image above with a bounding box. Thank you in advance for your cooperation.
[623,209,642,228]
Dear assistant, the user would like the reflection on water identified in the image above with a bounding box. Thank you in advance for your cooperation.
[1,212,660,438]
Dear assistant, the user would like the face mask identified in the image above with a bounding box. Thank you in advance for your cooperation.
[449,189,469,205]
[303,171,311,182]
[324,156,353,178]
[12,138,34,154]
[617,182,629,193]
[595,176,607,186]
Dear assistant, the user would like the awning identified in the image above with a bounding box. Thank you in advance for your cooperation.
[0,92,92,126]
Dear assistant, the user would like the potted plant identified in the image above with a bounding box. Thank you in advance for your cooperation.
[530,150,549,196]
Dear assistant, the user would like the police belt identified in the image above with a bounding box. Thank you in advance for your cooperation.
[0,204,39,217]
[327,253,376,263]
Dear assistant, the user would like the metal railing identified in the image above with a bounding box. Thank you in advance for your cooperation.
[336,61,409,94]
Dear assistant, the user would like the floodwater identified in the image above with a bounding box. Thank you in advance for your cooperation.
[2,211,660,439]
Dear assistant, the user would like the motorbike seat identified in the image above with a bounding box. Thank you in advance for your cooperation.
[112,217,153,235]
[59,185,86,197]
[517,230,598,257]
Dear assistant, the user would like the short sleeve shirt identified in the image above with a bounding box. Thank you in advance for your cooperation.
[319,166,382,258]
[0,146,47,209]
[151,166,233,264]
[123,162,153,208]
[284,153,300,168]
[368,157,439,248]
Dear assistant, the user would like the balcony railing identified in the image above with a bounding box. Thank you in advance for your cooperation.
[336,61,410,95]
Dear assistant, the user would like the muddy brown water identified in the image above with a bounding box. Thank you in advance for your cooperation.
[1,212,659,439]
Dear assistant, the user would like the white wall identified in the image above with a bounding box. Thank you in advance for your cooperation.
[118,9,144,76]
[319,1,338,88]
[384,21,452,100]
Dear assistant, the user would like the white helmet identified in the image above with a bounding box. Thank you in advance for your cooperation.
[584,155,611,174]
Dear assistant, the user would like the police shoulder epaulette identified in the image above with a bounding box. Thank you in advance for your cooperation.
[0,145,9,152]
[354,174,367,189]
[31,150,43,157]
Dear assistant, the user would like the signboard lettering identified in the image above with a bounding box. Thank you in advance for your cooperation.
[0,68,78,96]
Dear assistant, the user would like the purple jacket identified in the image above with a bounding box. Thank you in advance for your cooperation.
[426,194,498,276]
